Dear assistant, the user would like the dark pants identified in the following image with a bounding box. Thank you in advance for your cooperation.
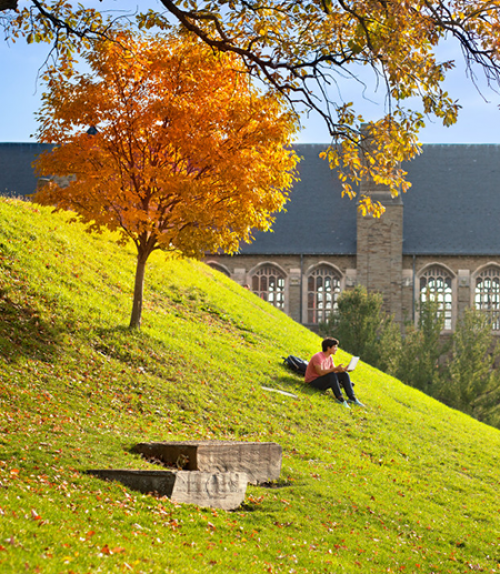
[308,371,355,401]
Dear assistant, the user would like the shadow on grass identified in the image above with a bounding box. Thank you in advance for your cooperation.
[236,502,262,512]
[0,289,63,363]
[92,326,202,414]
[258,479,292,489]
[93,325,165,364]
[271,369,318,397]
[93,325,143,361]
[92,326,183,383]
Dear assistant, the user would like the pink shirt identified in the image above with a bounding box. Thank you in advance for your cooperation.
[305,351,334,383]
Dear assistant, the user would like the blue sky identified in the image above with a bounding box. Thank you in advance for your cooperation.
[2,5,500,144]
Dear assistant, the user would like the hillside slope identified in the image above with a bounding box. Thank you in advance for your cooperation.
[1,198,500,574]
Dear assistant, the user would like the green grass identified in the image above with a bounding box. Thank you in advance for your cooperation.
[1,197,500,573]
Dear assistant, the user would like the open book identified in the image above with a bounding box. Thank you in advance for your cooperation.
[346,356,359,372]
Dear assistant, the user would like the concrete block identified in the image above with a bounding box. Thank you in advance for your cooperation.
[86,469,248,511]
[132,441,282,485]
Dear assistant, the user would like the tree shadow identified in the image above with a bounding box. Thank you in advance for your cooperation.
[0,288,63,363]
[92,325,160,367]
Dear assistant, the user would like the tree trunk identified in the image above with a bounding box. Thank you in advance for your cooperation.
[129,251,149,329]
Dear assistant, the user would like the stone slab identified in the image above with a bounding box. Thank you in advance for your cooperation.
[131,441,282,485]
[86,469,248,511]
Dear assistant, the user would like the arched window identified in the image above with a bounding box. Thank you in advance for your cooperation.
[307,265,341,324]
[251,265,286,310]
[207,262,230,277]
[419,265,453,330]
[474,266,500,331]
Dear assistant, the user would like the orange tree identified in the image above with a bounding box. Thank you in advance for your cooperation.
[34,30,299,329]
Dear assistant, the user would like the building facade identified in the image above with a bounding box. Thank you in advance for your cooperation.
[206,144,500,333]
[2,141,500,334]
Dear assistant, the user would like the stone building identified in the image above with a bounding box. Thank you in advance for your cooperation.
[3,141,500,334]
[206,143,500,333]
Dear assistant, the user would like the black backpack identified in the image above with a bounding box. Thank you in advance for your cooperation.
[283,355,308,376]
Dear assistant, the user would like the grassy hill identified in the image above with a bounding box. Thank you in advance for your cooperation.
[1,197,500,574]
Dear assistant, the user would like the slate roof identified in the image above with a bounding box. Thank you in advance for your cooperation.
[241,144,357,255]
[0,143,53,199]
[2,142,500,256]
[241,143,500,256]
[403,144,500,255]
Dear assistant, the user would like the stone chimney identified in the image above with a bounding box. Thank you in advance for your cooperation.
[356,126,404,325]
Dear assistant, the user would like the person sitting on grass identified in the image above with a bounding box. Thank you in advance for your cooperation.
[304,337,365,409]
